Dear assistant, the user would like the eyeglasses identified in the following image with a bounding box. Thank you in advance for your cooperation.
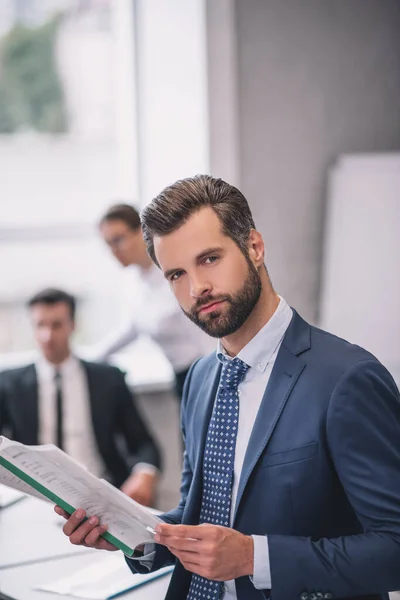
[106,234,128,250]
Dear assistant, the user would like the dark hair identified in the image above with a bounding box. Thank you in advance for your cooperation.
[28,288,76,320]
[141,174,256,265]
[99,203,141,231]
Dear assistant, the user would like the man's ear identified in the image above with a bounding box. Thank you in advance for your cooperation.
[247,229,265,268]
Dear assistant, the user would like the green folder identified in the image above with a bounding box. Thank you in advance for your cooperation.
[0,454,150,557]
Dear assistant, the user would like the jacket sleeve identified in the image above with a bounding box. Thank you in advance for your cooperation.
[267,359,400,600]
[114,369,162,473]
[126,359,200,575]
[90,320,140,362]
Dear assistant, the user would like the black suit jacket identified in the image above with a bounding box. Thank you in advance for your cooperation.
[0,360,162,488]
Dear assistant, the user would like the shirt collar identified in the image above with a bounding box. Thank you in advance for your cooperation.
[216,296,293,373]
[36,354,79,380]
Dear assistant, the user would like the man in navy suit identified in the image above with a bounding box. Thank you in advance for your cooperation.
[57,175,400,600]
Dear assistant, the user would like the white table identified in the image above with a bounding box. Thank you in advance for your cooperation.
[0,497,93,570]
[0,553,171,600]
[0,496,172,599]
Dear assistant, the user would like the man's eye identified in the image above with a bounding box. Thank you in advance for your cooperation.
[170,271,184,282]
[204,256,218,264]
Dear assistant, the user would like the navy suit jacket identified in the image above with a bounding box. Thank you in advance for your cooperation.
[128,310,400,600]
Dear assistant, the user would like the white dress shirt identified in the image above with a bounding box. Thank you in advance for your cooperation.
[136,297,293,597]
[36,355,105,477]
[94,264,215,372]
[218,296,293,598]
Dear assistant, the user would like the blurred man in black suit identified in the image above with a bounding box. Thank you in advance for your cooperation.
[0,288,161,506]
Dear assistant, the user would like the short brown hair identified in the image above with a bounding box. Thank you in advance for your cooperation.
[28,288,76,320]
[141,174,256,265]
[100,203,141,231]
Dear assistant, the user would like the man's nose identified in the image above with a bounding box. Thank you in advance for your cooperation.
[189,274,212,299]
[39,328,53,343]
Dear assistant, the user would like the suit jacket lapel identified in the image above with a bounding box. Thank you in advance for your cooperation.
[80,361,104,448]
[21,365,39,444]
[183,358,222,524]
[233,310,311,524]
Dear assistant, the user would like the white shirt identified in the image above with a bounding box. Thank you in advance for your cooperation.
[36,355,105,477]
[137,297,293,595]
[218,296,293,598]
[94,264,214,372]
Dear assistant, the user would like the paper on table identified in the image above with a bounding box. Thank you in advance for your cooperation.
[0,436,162,555]
[35,553,173,599]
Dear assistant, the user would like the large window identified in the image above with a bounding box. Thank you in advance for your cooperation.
[0,0,209,387]
[0,0,137,352]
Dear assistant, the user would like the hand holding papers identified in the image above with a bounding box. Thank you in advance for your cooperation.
[0,435,162,555]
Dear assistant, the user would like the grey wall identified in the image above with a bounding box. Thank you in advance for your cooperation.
[208,0,400,322]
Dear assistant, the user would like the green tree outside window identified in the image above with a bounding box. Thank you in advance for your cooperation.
[0,15,68,134]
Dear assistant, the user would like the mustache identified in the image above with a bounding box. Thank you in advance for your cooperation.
[191,295,231,314]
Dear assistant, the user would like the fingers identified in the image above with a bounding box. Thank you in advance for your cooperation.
[157,534,199,552]
[62,508,87,537]
[167,547,201,562]
[155,523,217,543]
[54,507,117,551]
[68,516,102,546]
[121,484,153,506]
[60,510,101,546]
[84,522,108,546]
[129,493,151,507]
[82,529,118,552]
[54,505,71,520]
[168,552,223,581]
[181,561,225,581]
[156,523,200,540]
[95,538,119,552]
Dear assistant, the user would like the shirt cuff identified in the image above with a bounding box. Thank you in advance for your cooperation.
[126,544,156,571]
[131,463,159,477]
[250,535,271,590]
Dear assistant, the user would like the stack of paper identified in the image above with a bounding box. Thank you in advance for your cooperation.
[0,435,162,555]
[35,554,173,599]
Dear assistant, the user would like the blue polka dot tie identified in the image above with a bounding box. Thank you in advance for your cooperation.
[187,357,249,600]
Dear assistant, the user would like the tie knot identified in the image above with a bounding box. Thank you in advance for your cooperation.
[220,357,249,389]
[54,369,61,383]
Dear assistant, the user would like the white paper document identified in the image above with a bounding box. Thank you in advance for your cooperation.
[36,554,173,599]
[0,435,162,554]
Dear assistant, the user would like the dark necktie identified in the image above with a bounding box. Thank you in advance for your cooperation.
[54,370,64,450]
[187,356,249,600]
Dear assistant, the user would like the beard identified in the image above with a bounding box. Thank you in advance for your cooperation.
[183,255,262,338]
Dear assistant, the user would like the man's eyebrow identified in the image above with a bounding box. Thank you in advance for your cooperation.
[195,247,224,262]
[163,247,224,280]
